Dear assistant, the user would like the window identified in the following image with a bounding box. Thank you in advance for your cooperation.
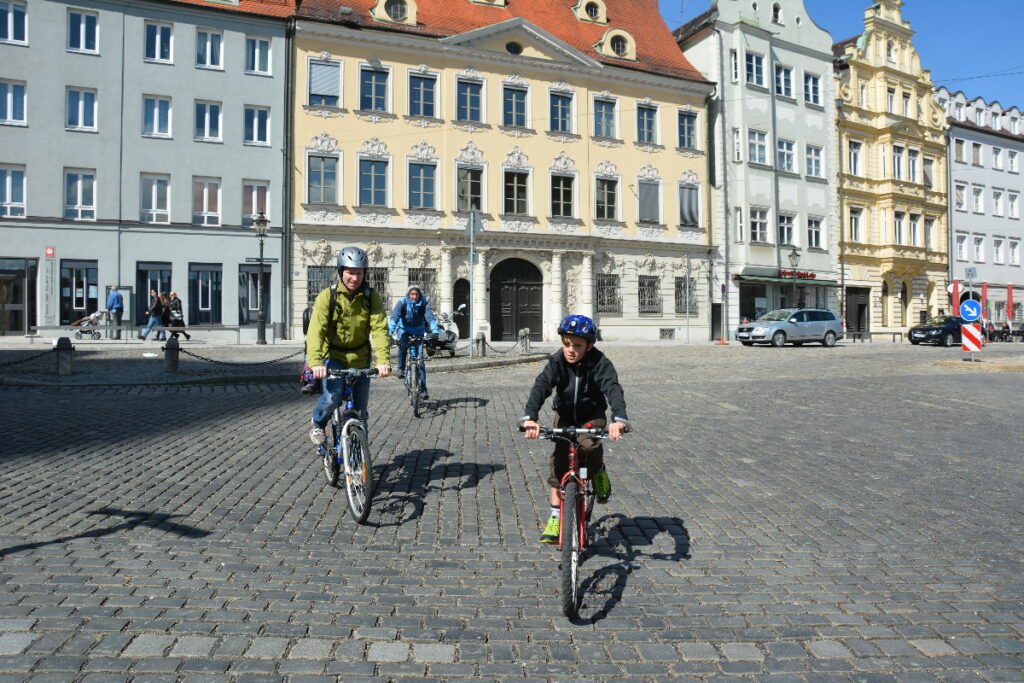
[994,237,1004,263]
[745,53,764,86]
[993,189,1004,216]
[1010,150,1019,173]
[909,214,919,246]
[585,1,600,19]
[359,159,387,206]
[306,266,333,305]
[848,208,861,242]
[608,34,628,57]
[730,49,739,82]
[59,260,98,324]
[636,105,656,144]
[550,92,572,133]
[776,139,795,172]
[367,267,390,303]
[859,83,867,106]
[69,10,98,53]
[595,273,621,313]
[734,207,744,241]
[307,155,337,204]
[777,214,794,245]
[1010,240,1020,265]
[1,1,26,43]
[638,180,659,222]
[955,234,967,260]
[954,139,965,163]
[803,73,820,106]
[245,36,270,75]
[848,141,861,175]
[975,108,983,126]
[955,102,964,120]
[908,149,918,182]
[806,145,822,177]
[1009,192,1019,218]
[923,158,934,189]
[893,211,904,244]
[772,2,782,23]
[886,40,896,63]
[595,177,617,220]
[677,111,696,149]
[360,67,389,112]
[551,175,573,217]
[194,100,221,141]
[954,184,965,211]
[409,74,436,118]
[188,264,222,325]
[407,268,435,301]
[679,184,698,227]
[238,265,271,326]
[924,218,933,250]
[993,147,1003,170]
[1013,118,1020,135]
[503,171,529,215]
[192,177,220,225]
[408,163,435,209]
[385,0,408,20]
[732,128,741,161]
[503,86,527,128]
[638,275,661,314]
[144,22,172,62]
[887,88,895,113]
[196,29,221,68]
[64,169,95,220]
[66,88,96,130]
[594,98,615,138]
[892,145,903,180]
[972,142,982,166]
[748,130,767,164]
[456,167,482,211]
[140,173,170,223]
[902,92,911,118]
[241,180,268,226]
[456,80,482,122]
[973,186,984,213]
[136,262,172,321]
[243,106,269,145]
[674,276,698,316]
[807,218,822,249]
[308,61,340,107]
[0,164,25,216]
[0,79,26,124]
[143,96,171,136]
[774,65,792,98]
[750,208,768,242]
[974,236,984,261]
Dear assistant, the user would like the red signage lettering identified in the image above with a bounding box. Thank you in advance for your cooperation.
[779,269,817,279]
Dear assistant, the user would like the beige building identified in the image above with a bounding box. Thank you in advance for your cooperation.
[289,0,715,342]
[833,0,949,337]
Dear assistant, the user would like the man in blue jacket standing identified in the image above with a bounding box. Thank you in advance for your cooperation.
[106,285,124,339]
[389,284,441,400]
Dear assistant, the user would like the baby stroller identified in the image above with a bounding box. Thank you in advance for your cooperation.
[70,310,106,340]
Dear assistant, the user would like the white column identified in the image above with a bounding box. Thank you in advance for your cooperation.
[438,247,453,314]
[581,252,594,318]
[550,251,564,329]
[473,248,489,338]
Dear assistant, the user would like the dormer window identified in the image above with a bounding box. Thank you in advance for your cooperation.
[772,3,782,23]
[372,0,417,25]
[574,0,607,24]
[385,0,407,20]
[597,28,635,60]
[610,36,627,56]
[585,2,599,19]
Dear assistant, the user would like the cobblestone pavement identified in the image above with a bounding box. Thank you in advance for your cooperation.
[0,343,1022,682]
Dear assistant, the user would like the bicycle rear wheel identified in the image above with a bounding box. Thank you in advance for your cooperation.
[322,417,341,487]
[342,422,374,524]
[560,481,582,619]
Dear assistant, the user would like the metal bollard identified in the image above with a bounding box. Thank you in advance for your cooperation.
[475,332,486,357]
[164,336,180,373]
[518,327,530,354]
[55,337,74,376]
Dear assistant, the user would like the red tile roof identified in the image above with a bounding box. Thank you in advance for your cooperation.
[161,0,297,20]
[298,0,707,82]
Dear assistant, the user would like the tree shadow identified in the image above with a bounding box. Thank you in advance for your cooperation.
[367,449,504,528]
[572,514,692,625]
[0,506,210,558]
[418,395,489,417]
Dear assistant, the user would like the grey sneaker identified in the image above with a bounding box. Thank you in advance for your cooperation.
[310,424,326,445]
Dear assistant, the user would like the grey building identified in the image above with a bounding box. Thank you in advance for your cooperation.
[0,0,287,339]
[936,87,1023,324]
[676,0,838,332]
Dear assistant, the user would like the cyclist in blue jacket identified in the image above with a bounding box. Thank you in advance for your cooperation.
[389,284,442,400]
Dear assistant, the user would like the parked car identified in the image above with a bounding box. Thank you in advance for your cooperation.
[735,308,844,347]
[907,315,966,347]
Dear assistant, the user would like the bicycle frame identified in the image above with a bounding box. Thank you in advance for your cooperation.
[552,430,602,551]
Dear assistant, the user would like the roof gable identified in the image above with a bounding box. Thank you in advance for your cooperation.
[440,18,601,68]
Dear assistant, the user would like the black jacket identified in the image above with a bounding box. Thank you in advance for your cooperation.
[523,348,628,424]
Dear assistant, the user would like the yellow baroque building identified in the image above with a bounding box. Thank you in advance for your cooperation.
[289,0,714,342]
[834,0,948,337]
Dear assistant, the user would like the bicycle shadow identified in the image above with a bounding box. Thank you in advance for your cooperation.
[0,506,210,558]
[367,448,504,528]
[418,395,489,417]
[573,513,692,625]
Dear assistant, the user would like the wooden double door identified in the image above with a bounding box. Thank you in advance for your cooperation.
[489,258,542,341]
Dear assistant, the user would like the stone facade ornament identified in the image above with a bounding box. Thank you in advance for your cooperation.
[638,163,660,181]
[639,96,653,106]
[300,238,335,267]
[598,90,611,99]
[680,169,699,185]
[319,51,333,62]
[453,122,485,133]
[355,111,389,124]
[412,242,433,267]
[549,222,579,234]
[360,137,389,158]
[310,132,338,153]
[409,117,441,128]
[355,210,391,226]
[595,160,618,177]
[310,108,343,119]
[415,64,430,73]
[599,252,622,274]
[302,208,343,225]
[456,140,485,165]
[679,104,695,112]
[596,138,623,149]
[456,67,483,80]
[637,143,660,154]
[407,212,441,229]
[678,229,704,244]
[501,219,532,232]
[550,80,573,93]
[410,141,438,161]
[594,223,624,238]
[503,73,529,87]
[550,151,576,174]
[634,254,658,273]
[504,146,529,169]
[638,225,665,241]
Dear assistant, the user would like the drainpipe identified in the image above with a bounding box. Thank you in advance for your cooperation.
[282,16,296,339]
[116,11,126,288]
[768,41,783,308]
[837,98,846,325]
[944,125,954,314]
[715,21,731,338]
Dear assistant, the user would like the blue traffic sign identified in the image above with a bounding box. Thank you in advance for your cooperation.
[960,299,981,321]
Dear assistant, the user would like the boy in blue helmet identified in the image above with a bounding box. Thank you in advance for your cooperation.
[389,284,442,400]
[520,314,629,543]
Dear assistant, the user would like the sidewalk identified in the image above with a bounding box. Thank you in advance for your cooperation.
[0,336,549,387]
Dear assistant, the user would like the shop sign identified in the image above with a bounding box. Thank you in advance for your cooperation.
[45,247,55,258]
[778,269,817,279]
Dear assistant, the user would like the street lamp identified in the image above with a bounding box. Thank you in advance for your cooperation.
[253,211,269,345]
[787,246,801,269]
[787,247,802,307]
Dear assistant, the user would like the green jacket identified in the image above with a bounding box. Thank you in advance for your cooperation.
[306,285,390,369]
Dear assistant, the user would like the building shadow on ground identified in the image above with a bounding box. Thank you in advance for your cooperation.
[417,395,489,417]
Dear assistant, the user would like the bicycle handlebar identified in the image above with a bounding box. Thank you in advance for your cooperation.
[326,367,381,379]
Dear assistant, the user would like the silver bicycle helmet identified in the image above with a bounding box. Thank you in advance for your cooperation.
[337,246,369,270]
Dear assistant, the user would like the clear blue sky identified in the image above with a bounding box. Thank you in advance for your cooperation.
[659,0,1024,110]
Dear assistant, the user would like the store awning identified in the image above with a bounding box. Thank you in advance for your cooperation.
[735,275,840,286]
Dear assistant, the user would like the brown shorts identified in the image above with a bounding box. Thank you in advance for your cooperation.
[547,414,606,488]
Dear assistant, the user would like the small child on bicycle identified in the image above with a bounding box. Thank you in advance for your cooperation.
[520,314,629,544]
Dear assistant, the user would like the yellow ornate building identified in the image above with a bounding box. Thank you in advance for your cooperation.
[833,0,948,336]
[289,0,714,342]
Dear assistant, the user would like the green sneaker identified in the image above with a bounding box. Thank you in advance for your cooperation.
[593,467,612,503]
[540,516,560,544]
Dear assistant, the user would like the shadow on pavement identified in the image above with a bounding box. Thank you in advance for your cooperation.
[0,506,210,558]
[574,514,692,625]
[419,395,489,417]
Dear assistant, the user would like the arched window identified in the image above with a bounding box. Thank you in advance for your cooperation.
[772,3,782,23]
[881,281,889,327]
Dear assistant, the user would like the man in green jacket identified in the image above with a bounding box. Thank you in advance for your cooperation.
[307,246,391,445]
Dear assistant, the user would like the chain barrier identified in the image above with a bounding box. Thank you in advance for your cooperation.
[176,348,304,366]
[0,348,56,368]
[483,338,524,356]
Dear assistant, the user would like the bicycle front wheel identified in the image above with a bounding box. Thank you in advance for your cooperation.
[410,363,421,417]
[342,421,374,524]
[322,417,341,487]
[560,481,582,619]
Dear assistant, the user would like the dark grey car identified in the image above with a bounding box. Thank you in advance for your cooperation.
[735,308,845,347]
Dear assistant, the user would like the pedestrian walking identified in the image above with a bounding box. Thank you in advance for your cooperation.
[168,291,190,341]
[106,285,124,339]
[138,289,165,341]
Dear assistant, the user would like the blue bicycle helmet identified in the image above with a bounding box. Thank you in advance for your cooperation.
[557,314,597,342]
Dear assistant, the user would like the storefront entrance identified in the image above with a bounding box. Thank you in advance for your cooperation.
[0,258,37,335]
[489,258,542,341]
[845,287,870,336]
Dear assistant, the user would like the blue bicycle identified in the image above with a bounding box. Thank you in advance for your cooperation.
[317,367,379,523]
[399,334,427,418]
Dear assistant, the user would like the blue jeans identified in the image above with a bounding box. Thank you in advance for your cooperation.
[396,333,427,392]
[140,315,164,340]
[312,358,370,428]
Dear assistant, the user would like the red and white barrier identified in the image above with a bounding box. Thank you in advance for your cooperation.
[961,323,982,352]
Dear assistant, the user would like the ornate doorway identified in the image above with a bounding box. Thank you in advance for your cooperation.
[489,258,542,341]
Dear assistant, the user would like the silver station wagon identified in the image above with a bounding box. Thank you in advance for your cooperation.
[735,308,845,347]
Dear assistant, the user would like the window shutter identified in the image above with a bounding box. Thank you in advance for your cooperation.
[639,181,658,222]
[310,62,339,97]
[679,184,699,226]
